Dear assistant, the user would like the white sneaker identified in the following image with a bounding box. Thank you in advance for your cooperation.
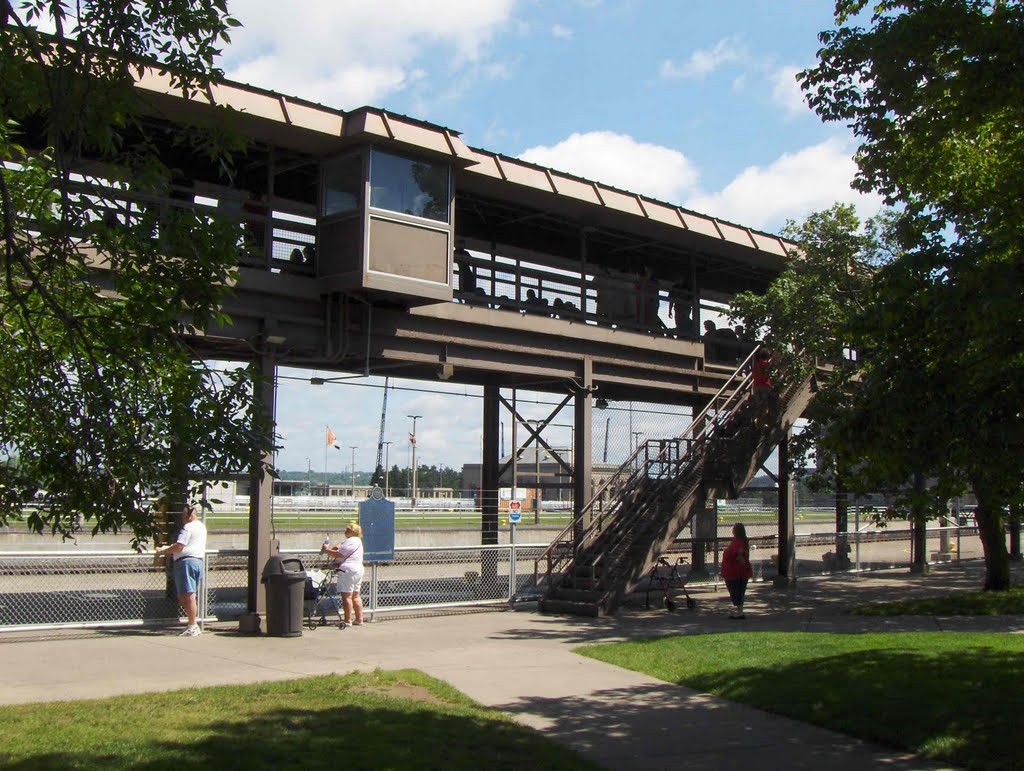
[180,625,201,637]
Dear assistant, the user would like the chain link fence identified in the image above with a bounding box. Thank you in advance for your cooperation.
[3,520,989,633]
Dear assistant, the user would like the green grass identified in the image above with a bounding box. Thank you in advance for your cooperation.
[0,670,600,770]
[205,511,574,530]
[577,632,1024,770]
[851,588,1024,616]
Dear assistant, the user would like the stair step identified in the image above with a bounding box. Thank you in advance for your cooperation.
[549,587,605,603]
[538,598,603,617]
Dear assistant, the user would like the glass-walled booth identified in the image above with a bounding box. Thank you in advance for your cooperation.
[318,145,454,305]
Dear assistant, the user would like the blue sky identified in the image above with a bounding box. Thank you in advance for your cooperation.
[218,1,877,476]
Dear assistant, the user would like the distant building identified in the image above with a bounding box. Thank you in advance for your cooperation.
[462,449,619,508]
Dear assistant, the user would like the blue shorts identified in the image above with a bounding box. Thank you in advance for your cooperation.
[173,557,203,595]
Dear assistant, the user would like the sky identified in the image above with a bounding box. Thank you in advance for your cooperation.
[215,0,880,477]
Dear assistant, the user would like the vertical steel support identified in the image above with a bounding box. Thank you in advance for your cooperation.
[773,429,796,587]
[481,383,500,586]
[573,359,593,547]
[246,351,278,616]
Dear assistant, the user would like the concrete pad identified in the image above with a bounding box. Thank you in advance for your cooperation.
[1,566,1014,770]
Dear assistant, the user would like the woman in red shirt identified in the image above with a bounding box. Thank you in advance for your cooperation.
[721,523,754,619]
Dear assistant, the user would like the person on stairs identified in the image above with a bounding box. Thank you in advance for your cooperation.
[721,523,753,619]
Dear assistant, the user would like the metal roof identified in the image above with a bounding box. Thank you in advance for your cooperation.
[134,67,796,270]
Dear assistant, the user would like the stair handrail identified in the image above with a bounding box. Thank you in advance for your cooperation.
[534,345,761,588]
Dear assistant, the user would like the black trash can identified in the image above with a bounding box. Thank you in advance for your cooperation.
[261,556,306,637]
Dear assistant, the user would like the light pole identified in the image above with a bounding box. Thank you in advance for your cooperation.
[408,414,422,508]
[305,457,311,495]
[350,446,357,497]
[632,431,644,453]
[382,441,392,497]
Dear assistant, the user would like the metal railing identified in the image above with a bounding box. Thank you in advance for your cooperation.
[534,346,760,592]
[0,543,546,633]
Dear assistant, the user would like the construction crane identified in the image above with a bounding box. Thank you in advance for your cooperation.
[369,377,389,487]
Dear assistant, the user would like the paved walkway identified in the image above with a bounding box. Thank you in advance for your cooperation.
[2,561,1020,770]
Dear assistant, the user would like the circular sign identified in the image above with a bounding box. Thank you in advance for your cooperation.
[371,486,384,500]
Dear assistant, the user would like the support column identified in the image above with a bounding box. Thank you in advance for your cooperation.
[243,351,279,630]
[481,383,500,588]
[573,359,593,546]
[773,429,796,587]
[689,488,715,579]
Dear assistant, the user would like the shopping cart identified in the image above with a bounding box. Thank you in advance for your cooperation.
[644,557,696,611]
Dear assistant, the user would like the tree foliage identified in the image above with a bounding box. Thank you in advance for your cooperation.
[788,0,1024,589]
[0,1,274,545]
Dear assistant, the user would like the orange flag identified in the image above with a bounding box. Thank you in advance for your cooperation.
[326,426,336,446]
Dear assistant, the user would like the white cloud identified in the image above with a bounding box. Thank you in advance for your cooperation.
[772,65,809,119]
[660,36,746,80]
[684,137,883,230]
[519,131,700,202]
[516,132,881,232]
[551,24,574,39]
[221,0,516,108]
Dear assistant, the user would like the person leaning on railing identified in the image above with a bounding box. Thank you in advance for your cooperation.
[153,505,207,637]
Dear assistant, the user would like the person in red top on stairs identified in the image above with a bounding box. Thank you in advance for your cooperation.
[721,523,754,619]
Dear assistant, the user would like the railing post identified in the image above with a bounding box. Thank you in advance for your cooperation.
[509,527,517,602]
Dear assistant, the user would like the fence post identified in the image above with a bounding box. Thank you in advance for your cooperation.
[369,563,378,622]
[509,526,517,602]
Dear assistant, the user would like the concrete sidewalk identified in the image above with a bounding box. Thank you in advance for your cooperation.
[2,562,1018,770]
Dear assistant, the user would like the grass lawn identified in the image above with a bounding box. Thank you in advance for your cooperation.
[851,587,1024,616]
[577,631,1024,771]
[0,670,600,771]
[203,512,574,530]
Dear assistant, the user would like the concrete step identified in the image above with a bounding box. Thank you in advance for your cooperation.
[538,597,603,617]
[548,587,605,603]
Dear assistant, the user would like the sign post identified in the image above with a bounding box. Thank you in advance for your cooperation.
[508,501,521,601]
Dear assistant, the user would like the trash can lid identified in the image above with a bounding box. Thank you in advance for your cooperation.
[261,556,285,582]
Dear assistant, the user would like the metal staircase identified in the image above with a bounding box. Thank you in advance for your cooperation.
[534,349,816,616]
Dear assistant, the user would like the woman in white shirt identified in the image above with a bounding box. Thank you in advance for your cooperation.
[323,522,364,627]
[154,505,207,637]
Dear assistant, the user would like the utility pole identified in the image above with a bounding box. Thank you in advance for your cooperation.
[305,457,311,495]
[350,446,357,497]
[632,431,644,472]
[382,441,392,497]
[408,414,422,508]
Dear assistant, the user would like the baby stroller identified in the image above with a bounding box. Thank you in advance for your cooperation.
[304,565,343,630]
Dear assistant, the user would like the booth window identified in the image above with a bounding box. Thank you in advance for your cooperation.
[370,148,449,223]
[322,154,362,217]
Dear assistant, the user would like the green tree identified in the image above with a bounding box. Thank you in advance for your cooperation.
[0,2,274,545]
[797,0,1024,589]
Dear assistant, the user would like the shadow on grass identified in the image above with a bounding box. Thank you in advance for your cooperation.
[692,645,1023,771]
[1,698,602,771]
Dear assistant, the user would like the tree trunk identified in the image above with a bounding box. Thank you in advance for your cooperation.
[1009,503,1022,563]
[974,488,1010,591]
[909,472,928,574]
